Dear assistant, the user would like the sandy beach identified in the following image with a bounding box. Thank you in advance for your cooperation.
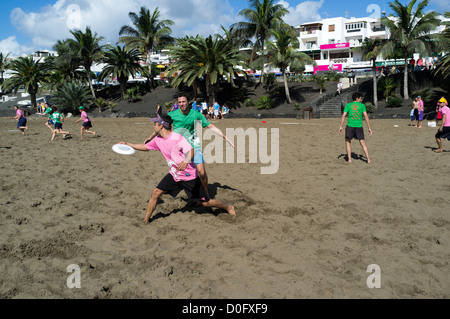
[0,115,448,299]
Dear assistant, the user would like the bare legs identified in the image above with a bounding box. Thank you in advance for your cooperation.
[80,126,96,140]
[143,186,236,224]
[345,138,371,163]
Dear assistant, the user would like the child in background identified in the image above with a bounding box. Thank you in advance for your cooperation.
[51,107,70,141]
[74,106,96,139]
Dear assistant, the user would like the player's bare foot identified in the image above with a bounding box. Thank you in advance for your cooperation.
[434,149,443,153]
[227,206,236,216]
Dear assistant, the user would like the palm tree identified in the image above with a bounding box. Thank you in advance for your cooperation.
[232,0,289,82]
[119,6,174,90]
[52,81,94,113]
[433,12,450,79]
[66,27,106,99]
[353,38,383,108]
[264,28,314,104]
[0,52,10,86]
[3,55,50,109]
[98,45,145,100]
[381,0,440,100]
[167,35,247,104]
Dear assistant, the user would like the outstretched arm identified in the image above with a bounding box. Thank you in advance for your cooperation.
[363,112,373,136]
[339,112,347,134]
[207,123,234,147]
[118,142,149,152]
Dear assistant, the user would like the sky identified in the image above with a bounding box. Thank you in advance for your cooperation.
[0,0,448,57]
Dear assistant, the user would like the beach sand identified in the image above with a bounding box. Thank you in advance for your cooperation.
[0,116,448,299]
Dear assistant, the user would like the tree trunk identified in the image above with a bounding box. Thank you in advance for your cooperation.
[30,90,37,111]
[403,58,409,100]
[147,51,152,92]
[283,71,291,104]
[373,60,378,108]
[86,68,96,100]
[120,79,127,101]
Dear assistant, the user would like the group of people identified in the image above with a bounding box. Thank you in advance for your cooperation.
[120,93,236,224]
[339,92,450,163]
[9,104,96,141]
[191,100,229,120]
[410,95,425,128]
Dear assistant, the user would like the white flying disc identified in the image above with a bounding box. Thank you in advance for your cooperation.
[112,144,135,155]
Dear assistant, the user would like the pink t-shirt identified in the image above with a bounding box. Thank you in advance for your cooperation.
[440,105,450,127]
[81,111,90,122]
[16,109,24,118]
[145,132,197,182]
[418,100,424,112]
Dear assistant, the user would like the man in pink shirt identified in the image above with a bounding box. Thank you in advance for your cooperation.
[435,98,450,153]
[119,114,235,224]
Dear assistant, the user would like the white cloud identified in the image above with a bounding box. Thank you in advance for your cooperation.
[430,0,450,12]
[7,0,240,53]
[0,36,32,57]
[278,0,324,27]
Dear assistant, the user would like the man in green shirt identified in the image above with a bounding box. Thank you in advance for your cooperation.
[339,92,372,163]
[145,93,234,199]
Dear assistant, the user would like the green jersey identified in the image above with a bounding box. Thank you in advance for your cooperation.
[344,102,366,128]
[52,111,63,124]
[168,108,210,149]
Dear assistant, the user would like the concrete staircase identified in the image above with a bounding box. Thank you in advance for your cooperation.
[318,95,344,118]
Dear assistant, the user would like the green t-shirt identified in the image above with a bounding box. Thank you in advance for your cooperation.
[52,112,63,124]
[344,102,366,128]
[168,108,210,149]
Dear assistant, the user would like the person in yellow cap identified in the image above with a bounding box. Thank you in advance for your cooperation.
[435,97,450,153]
[74,106,96,139]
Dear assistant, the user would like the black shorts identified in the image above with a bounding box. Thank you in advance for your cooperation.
[414,109,419,121]
[55,122,63,129]
[82,121,92,128]
[345,126,365,140]
[435,127,450,140]
[156,173,210,202]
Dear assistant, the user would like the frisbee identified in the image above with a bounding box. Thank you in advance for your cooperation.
[112,143,135,155]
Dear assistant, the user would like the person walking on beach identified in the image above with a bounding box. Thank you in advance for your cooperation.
[50,107,70,141]
[416,96,424,128]
[144,93,235,199]
[434,97,450,153]
[339,92,373,163]
[74,106,96,139]
[120,114,236,224]
[10,105,28,135]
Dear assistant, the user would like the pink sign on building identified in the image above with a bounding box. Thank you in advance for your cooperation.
[320,42,350,50]
[313,64,343,74]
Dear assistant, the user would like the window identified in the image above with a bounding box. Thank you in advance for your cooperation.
[329,25,335,32]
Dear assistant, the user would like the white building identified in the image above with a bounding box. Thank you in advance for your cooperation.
[296,14,449,74]
[296,16,388,73]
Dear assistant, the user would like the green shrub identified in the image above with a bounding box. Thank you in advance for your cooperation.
[244,98,255,107]
[125,86,142,102]
[256,96,273,110]
[294,103,301,110]
[365,102,375,113]
[386,96,403,108]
